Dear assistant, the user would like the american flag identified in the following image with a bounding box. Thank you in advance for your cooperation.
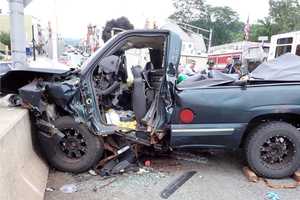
[244,16,250,41]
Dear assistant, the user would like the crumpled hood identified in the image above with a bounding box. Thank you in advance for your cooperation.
[251,53,300,80]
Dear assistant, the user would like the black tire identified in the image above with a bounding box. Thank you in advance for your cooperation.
[245,121,300,178]
[41,116,104,173]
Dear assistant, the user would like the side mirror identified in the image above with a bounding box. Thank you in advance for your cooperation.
[98,55,121,74]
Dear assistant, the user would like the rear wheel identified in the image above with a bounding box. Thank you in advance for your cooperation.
[245,121,300,178]
[41,116,104,173]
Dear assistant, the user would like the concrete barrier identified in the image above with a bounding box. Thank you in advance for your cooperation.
[0,107,48,200]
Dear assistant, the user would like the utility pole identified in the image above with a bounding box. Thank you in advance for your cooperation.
[32,25,36,61]
[8,0,31,68]
[208,29,213,51]
[51,0,58,61]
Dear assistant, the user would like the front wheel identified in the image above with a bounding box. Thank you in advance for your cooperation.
[39,116,104,173]
[245,121,300,178]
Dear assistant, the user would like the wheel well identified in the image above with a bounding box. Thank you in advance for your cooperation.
[240,113,300,147]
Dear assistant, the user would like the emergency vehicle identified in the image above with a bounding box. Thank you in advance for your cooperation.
[208,41,269,71]
[268,31,300,60]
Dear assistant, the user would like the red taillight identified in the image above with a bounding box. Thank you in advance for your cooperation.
[179,108,194,124]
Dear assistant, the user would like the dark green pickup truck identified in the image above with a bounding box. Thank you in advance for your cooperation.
[1,30,299,178]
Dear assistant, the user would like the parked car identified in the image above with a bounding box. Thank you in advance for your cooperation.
[0,30,299,178]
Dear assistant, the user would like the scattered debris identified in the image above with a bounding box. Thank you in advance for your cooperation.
[60,184,78,193]
[117,145,131,155]
[293,170,300,182]
[0,94,21,107]
[98,146,138,176]
[45,187,55,192]
[160,171,197,199]
[243,166,299,189]
[243,166,259,182]
[171,151,208,164]
[266,192,280,200]
[73,172,97,183]
[88,169,97,176]
[137,168,150,175]
[263,179,298,189]
[144,160,151,167]
[111,159,131,174]
[92,178,118,192]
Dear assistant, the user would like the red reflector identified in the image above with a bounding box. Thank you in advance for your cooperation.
[179,109,194,123]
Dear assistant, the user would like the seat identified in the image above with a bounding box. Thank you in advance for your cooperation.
[131,65,147,124]
[142,62,153,88]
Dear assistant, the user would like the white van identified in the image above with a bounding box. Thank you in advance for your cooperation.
[268,31,300,60]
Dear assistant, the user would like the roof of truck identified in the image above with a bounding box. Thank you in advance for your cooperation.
[271,31,300,39]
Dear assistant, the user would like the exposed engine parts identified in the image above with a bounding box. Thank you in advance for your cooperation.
[0,32,172,174]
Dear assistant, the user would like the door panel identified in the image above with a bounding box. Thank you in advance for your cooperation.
[173,86,248,124]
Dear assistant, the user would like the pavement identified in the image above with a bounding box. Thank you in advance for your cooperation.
[44,150,299,200]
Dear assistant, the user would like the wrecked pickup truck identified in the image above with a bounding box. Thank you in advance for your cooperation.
[1,30,300,179]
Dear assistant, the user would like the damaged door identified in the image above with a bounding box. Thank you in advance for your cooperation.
[88,31,182,140]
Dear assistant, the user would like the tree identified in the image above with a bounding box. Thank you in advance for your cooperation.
[208,6,244,45]
[190,6,244,45]
[169,0,206,23]
[269,0,300,33]
[169,0,245,45]
[249,0,300,42]
[249,17,280,41]
[0,32,11,50]
[102,17,134,42]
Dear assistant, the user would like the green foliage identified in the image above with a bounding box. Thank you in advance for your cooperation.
[269,0,300,33]
[0,32,11,50]
[170,0,245,46]
[102,17,134,42]
[169,0,206,23]
[250,17,280,41]
[206,6,244,45]
[251,0,300,41]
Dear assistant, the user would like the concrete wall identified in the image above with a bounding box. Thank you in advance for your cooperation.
[0,107,48,200]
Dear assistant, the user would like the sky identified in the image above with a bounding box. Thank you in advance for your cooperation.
[0,0,270,38]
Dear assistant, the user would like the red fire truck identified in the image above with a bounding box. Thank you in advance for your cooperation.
[208,41,269,71]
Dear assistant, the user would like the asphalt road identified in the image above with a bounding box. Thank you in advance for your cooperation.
[44,150,299,200]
